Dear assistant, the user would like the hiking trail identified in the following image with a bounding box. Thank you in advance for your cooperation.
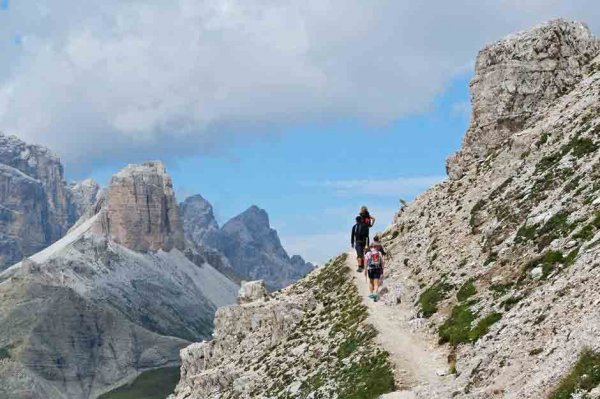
[348,254,453,398]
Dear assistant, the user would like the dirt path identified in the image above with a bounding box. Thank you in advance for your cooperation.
[348,255,453,398]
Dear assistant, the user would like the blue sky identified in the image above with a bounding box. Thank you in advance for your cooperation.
[1,1,599,263]
[88,72,470,263]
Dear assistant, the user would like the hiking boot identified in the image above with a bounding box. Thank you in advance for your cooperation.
[373,294,379,302]
[357,266,364,273]
[368,293,375,299]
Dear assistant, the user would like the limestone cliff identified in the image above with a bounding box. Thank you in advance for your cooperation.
[98,161,185,252]
[0,133,78,270]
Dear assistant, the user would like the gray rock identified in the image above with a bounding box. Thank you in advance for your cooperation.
[447,19,600,179]
[68,178,100,218]
[180,194,219,244]
[238,280,267,304]
[0,133,78,270]
[202,205,314,289]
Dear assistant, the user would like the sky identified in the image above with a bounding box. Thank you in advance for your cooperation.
[1,1,599,263]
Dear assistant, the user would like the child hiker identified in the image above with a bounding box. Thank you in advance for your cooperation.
[364,242,384,301]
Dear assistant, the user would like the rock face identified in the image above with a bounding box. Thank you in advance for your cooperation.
[98,161,185,252]
[447,19,599,180]
[0,162,239,399]
[68,178,100,218]
[0,133,78,270]
[180,194,219,244]
[202,205,314,289]
[169,255,394,399]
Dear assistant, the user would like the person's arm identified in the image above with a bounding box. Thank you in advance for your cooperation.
[380,246,386,256]
[370,215,376,226]
[351,225,355,247]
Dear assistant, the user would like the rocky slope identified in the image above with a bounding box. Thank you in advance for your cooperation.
[205,205,314,289]
[0,161,238,399]
[170,19,600,399]
[377,19,600,398]
[169,254,395,399]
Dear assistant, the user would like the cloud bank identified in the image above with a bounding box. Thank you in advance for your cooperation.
[0,0,599,171]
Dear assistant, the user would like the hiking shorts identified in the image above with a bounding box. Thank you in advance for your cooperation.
[355,241,366,258]
[368,267,382,280]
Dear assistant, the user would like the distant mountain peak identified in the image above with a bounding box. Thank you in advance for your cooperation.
[96,161,185,252]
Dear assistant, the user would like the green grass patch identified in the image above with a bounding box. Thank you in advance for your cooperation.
[500,296,523,311]
[337,351,395,399]
[570,137,598,157]
[98,367,180,399]
[469,312,502,342]
[419,280,453,318]
[438,303,475,346]
[516,224,537,243]
[549,349,600,399]
[439,303,502,346]
[489,283,513,298]
[457,279,476,302]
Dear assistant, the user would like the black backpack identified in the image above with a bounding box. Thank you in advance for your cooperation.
[355,222,369,242]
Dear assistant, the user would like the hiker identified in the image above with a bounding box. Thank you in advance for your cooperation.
[360,206,375,228]
[351,216,369,273]
[372,235,386,255]
[365,242,384,301]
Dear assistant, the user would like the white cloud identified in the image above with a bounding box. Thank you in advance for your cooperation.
[313,176,445,197]
[0,1,598,171]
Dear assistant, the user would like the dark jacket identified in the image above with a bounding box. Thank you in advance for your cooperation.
[351,222,369,246]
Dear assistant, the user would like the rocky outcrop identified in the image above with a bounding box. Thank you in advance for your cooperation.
[97,161,185,252]
[169,255,394,399]
[238,280,267,304]
[447,19,600,180]
[0,161,239,399]
[68,178,100,218]
[0,133,77,270]
[202,205,314,289]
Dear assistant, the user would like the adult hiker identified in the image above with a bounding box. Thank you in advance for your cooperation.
[351,216,369,273]
[360,206,375,228]
[364,242,384,301]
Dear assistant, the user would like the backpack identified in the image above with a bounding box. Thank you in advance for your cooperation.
[368,249,382,270]
[360,212,372,227]
[355,222,369,242]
